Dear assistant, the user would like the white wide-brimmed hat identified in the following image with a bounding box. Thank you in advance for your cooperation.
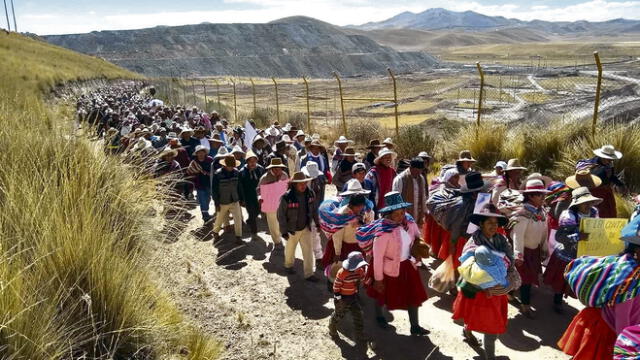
[382,138,394,146]
[339,179,371,196]
[213,146,229,159]
[374,147,397,165]
[334,136,354,145]
[522,179,550,194]
[593,144,623,160]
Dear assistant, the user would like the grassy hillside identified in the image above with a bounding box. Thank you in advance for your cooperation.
[0,32,219,359]
[438,40,640,65]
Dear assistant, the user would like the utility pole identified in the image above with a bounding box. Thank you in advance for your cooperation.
[3,0,11,31]
[10,0,16,32]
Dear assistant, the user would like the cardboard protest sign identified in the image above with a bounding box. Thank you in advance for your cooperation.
[259,180,288,213]
[577,218,628,257]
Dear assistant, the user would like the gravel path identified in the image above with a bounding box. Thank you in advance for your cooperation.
[147,189,575,360]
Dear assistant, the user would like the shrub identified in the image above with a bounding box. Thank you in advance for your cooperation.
[557,123,640,192]
[451,123,507,169]
[346,118,384,146]
[394,125,438,160]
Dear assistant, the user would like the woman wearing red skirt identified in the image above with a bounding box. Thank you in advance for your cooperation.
[358,191,429,335]
[510,179,550,318]
[453,205,521,360]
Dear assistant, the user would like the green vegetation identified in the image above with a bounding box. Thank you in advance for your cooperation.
[0,32,219,359]
[450,120,640,194]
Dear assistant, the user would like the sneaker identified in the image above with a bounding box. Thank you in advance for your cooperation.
[285,267,296,275]
[306,275,320,282]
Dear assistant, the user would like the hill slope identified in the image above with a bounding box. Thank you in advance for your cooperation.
[0,31,219,359]
[344,27,550,52]
[42,17,438,78]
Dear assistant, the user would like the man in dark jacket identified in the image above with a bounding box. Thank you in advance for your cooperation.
[212,154,243,243]
[277,172,318,282]
[239,150,266,238]
[266,140,289,174]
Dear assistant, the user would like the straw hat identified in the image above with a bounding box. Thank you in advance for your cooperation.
[505,158,526,171]
[569,187,602,209]
[302,161,320,179]
[342,147,360,158]
[266,157,288,169]
[565,169,602,189]
[334,136,354,145]
[295,130,305,138]
[282,135,294,144]
[378,191,412,214]
[339,179,371,196]
[312,133,321,141]
[220,154,241,168]
[374,147,397,165]
[290,171,312,183]
[456,150,477,163]
[309,139,325,150]
[593,144,623,160]
[245,150,258,161]
[382,138,395,146]
[522,179,550,194]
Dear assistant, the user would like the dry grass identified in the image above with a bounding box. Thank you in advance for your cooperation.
[0,32,219,359]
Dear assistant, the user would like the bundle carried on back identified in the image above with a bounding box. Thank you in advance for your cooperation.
[564,254,640,308]
[426,187,461,229]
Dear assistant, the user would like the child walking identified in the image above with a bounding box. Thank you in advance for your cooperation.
[329,251,368,347]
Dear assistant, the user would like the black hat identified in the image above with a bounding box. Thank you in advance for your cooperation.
[410,157,425,169]
[460,172,487,193]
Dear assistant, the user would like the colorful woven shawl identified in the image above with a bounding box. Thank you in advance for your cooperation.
[564,254,640,308]
[356,213,415,256]
[614,325,640,360]
[318,197,373,236]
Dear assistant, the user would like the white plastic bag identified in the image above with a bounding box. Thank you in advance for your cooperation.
[428,255,456,293]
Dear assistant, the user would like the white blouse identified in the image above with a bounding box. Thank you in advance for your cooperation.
[400,228,412,261]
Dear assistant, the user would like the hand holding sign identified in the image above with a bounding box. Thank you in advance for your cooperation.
[577,218,628,257]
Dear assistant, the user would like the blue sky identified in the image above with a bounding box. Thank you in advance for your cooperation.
[6,0,640,35]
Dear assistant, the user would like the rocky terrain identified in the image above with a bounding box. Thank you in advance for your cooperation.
[43,17,438,78]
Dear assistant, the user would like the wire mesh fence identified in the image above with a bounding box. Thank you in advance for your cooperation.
[152,52,640,145]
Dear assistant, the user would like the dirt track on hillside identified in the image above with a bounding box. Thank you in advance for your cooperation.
[148,187,576,360]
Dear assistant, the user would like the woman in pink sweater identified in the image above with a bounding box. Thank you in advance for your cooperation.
[357,191,429,335]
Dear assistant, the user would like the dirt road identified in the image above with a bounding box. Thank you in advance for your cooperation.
[148,193,576,360]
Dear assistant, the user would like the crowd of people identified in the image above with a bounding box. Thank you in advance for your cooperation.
[77,83,640,360]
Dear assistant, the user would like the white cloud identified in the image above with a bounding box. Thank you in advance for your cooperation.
[452,0,640,22]
[18,0,640,35]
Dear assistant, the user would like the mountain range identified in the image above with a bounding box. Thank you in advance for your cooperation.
[352,8,640,35]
